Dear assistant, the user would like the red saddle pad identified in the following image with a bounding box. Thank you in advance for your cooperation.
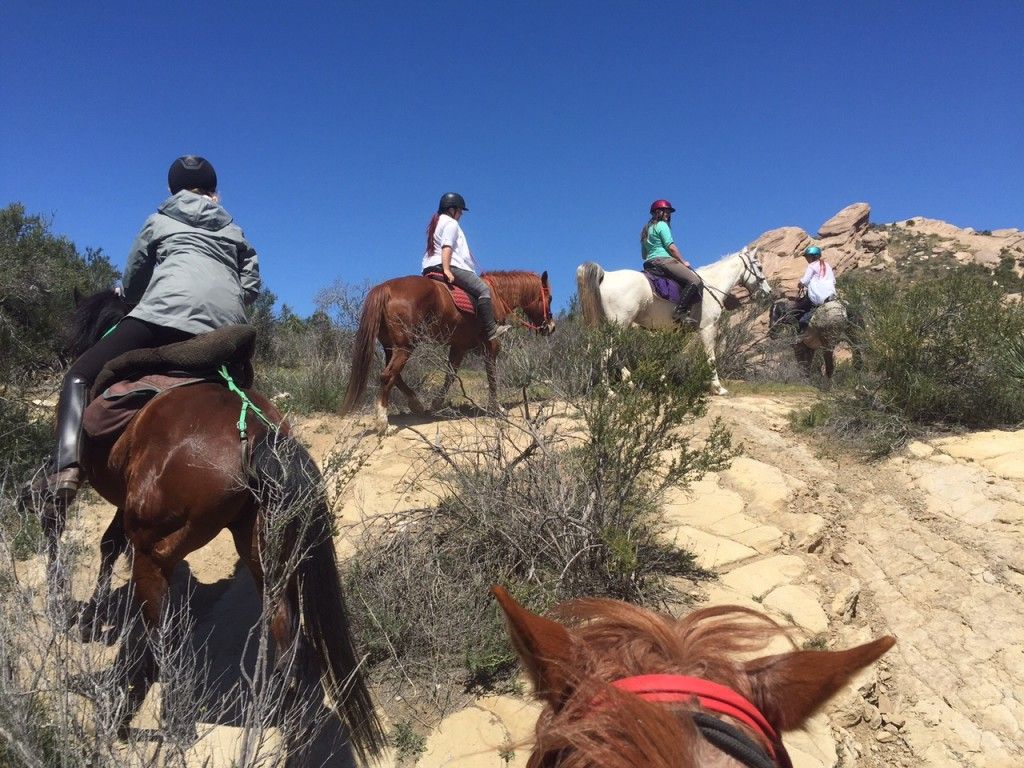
[425,273,476,315]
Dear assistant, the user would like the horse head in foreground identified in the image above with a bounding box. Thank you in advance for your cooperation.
[494,586,894,768]
[576,248,772,395]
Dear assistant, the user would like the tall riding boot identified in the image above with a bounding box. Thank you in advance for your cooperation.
[50,375,89,497]
[673,283,702,323]
[477,297,510,341]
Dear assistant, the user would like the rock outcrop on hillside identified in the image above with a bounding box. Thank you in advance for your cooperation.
[749,203,1024,299]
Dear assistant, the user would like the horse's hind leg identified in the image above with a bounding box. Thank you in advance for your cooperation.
[79,508,127,639]
[111,550,170,736]
[232,514,322,766]
[431,346,466,411]
[377,346,415,432]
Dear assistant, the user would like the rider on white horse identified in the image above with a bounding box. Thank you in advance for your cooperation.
[640,200,703,326]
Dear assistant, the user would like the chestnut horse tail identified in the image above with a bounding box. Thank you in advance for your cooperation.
[576,262,607,325]
[250,433,385,763]
[340,283,388,416]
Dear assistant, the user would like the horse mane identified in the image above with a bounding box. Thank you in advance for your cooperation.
[481,270,542,304]
[531,599,795,768]
[66,289,130,358]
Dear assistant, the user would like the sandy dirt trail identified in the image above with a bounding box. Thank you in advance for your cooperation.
[55,394,1024,767]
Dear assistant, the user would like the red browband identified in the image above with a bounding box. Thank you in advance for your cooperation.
[611,674,779,759]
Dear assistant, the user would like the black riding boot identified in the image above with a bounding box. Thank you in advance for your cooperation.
[477,297,509,341]
[38,375,90,500]
[673,283,702,324]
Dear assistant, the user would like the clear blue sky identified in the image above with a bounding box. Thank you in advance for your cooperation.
[3,1,1021,315]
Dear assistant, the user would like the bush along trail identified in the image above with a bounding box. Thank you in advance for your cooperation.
[321,392,1023,768]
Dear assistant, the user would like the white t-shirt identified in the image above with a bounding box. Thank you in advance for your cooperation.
[800,261,836,305]
[422,214,479,273]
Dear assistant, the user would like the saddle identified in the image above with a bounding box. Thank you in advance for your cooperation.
[642,263,703,324]
[82,325,257,440]
[808,297,847,330]
[424,271,476,315]
[642,270,683,304]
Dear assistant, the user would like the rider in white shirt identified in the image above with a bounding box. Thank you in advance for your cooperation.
[422,192,509,341]
[794,245,836,329]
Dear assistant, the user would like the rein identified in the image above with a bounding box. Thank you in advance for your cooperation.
[611,674,790,768]
[489,276,552,333]
[701,251,766,310]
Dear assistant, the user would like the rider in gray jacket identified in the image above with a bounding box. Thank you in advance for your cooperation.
[31,156,261,507]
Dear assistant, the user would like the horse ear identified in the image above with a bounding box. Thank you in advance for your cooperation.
[743,636,895,730]
[541,270,549,286]
[492,586,575,709]
[73,287,83,307]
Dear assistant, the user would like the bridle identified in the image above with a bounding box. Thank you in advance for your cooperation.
[702,250,769,310]
[610,674,791,768]
[511,281,554,334]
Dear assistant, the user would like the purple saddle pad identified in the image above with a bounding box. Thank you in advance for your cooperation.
[644,272,682,303]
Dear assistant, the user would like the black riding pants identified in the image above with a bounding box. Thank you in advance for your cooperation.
[66,316,194,389]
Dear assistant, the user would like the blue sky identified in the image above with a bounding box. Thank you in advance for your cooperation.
[3,1,1021,315]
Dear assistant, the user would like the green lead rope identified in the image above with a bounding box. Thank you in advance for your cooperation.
[218,364,276,440]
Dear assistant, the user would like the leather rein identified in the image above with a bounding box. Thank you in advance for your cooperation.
[701,251,767,310]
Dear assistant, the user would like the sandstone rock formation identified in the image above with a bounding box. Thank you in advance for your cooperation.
[748,203,1024,300]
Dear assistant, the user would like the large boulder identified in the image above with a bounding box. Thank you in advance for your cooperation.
[818,203,871,239]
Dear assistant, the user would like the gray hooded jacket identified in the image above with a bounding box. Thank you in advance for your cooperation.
[123,191,260,335]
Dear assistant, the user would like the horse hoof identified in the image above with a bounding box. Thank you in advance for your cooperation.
[713,387,729,396]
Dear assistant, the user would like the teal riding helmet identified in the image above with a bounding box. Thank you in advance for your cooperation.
[804,246,822,258]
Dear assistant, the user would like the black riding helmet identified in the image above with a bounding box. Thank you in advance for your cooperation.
[168,156,217,195]
[438,192,468,213]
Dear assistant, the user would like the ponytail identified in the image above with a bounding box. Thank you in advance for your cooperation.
[425,212,440,257]
[640,215,659,257]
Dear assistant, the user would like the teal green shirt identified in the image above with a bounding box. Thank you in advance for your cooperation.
[642,220,674,261]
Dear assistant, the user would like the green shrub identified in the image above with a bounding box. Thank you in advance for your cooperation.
[798,271,1024,455]
[343,324,734,699]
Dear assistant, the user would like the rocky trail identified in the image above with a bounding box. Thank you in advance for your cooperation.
[53,393,1024,767]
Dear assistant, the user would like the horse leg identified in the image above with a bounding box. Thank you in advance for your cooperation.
[431,345,467,411]
[33,488,72,616]
[376,346,413,433]
[483,342,504,414]
[392,372,427,416]
[79,508,127,640]
[793,342,814,375]
[112,550,169,737]
[234,510,335,768]
[823,349,836,383]
[700,324,728,396]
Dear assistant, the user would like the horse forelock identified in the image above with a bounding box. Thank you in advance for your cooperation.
[530,600,794,768]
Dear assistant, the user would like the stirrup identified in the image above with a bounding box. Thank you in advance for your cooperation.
[487,324,511,341]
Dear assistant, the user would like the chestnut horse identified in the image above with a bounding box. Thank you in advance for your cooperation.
[52,290,384,764]
[340,271,554,433]
[493,587,895,768]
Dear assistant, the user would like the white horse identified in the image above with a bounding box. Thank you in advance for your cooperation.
[576,247,773,395]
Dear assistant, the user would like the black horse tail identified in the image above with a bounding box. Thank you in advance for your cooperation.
[250,433,385,764]
[340,283,387,416]
[576,262,607,325]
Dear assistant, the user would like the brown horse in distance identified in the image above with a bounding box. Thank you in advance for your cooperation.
[341,270,554,433]
[494,586,895,768]
[51,290,384,765]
